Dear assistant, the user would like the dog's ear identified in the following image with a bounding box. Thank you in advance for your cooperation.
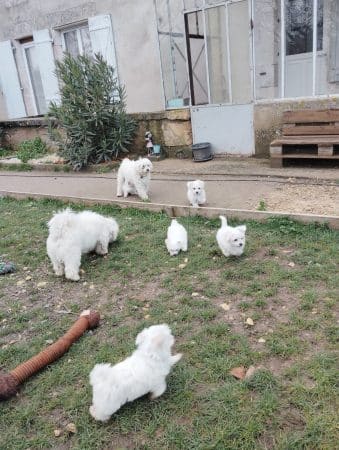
[237,225,247,233]
[135,329,147,346]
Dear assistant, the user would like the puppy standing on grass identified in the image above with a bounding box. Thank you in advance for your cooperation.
[165,219,188,256]
[187,180,206,207]
[47,209,119,281]
[116,157,153,201]
[216,216,246,257]
[89,324,182,422]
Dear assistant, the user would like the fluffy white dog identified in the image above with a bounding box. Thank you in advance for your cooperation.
[89,324,182,422]
[216,216,246,257]
[116,157,153,200]
[165,219,188,256]
[47,209,119,281]
[187,179,206,207]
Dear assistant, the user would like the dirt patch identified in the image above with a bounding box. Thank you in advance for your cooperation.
[258,183,339,215]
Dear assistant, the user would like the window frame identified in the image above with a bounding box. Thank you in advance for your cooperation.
[61,22,91,57]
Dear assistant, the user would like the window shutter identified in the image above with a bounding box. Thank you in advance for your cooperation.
[33,29,60,106]
[329,1,339,83]
[88,14,118,79]
[0,40,26,119]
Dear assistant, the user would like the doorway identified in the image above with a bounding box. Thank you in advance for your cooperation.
[284,0,325,97]
[184,0,254,155]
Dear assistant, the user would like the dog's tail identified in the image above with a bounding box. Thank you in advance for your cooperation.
[219,216,228,228]
[47,208,76,240]
[89,363,112,386]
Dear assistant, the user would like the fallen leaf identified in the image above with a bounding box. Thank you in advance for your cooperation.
[246,317,254,326]
[89,284,95,290]
[25,275,32,281]
[245,365,256,379]
[178,264,186,269]
[23,267,29,271]
[16,280,25,286]
[220,303,230,311]
[191,292,199,297]
[65,423,77,434]
[45,339,53,345]
[184,258,188,263]
[54,429,62,437]
[37,281,47,288]
[144,314,150,319]
[258,337,266,343]
[288,261,295,267]
[230,366,246,380]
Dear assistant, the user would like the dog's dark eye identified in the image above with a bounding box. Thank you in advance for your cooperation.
[234,239,238,242]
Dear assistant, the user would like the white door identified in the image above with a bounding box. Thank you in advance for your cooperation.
[284,0,326,97]
[186,0,254,155]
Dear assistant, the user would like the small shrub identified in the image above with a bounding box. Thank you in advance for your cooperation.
[16,137,47,163]
[48,54,137,170]
[257,199,267,211]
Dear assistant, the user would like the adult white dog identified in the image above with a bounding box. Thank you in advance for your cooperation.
[89,324,182,422]
[47,209,119,281]
[216,216,246,257]
[116,157,153,200]
[187,179,206,207]
[165,219,188,256]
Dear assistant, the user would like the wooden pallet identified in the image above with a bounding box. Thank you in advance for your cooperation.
[270,110,339,167]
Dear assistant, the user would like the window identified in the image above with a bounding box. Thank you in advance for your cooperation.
[62,24,92,57]
[286,0,323,56]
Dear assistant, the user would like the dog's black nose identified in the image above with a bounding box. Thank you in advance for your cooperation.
[239,243,243,246]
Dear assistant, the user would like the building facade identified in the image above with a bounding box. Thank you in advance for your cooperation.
[1,0,338,156]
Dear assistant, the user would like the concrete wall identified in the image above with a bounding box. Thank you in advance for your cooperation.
[0,0,164,118]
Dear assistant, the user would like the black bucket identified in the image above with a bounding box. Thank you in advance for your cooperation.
[192,142,213,162]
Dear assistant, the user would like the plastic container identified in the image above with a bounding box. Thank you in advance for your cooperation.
[153,144,161,154]
[192,142,213,162]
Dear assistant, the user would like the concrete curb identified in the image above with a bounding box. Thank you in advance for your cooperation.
[1,190,338,229]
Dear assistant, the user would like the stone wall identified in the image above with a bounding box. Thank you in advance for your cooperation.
[0,109,192,156]
[131,109,192,156]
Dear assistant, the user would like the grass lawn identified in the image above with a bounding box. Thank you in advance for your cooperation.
[0,198,338,450]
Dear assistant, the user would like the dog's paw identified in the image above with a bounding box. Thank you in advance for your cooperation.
[66,273,80,281]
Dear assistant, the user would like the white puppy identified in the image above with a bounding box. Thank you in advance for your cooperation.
[216,216,246,257]
[89,324,182,422]
[165,219,188,256]
[47,209,119,281]
[116,157,153,200]
[187,180,206,208]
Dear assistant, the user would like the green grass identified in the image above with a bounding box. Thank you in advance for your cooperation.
[16,137,48,163]
[0,198,338,449]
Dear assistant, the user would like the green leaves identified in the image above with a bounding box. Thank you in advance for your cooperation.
[47,54,136,170]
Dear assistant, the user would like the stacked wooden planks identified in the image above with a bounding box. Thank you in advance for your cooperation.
[270,109,339,167]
